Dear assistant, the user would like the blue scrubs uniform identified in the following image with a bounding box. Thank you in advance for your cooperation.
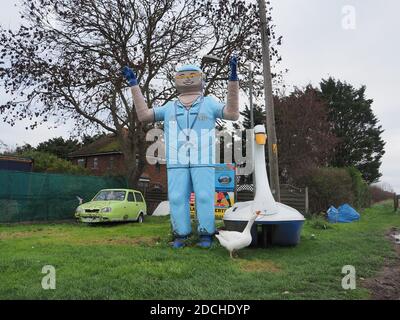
[154,95,225,237]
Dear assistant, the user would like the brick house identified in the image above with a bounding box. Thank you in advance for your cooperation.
[68,134,167,192]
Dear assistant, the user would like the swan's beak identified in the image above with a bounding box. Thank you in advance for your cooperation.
[255,133,267,145]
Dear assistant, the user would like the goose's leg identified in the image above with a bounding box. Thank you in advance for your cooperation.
[230,250,234,259]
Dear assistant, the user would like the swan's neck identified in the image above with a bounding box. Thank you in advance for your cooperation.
[253,143,276,205]
[243,216,257,234]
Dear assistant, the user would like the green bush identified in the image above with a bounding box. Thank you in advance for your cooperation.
[18,150,88,175]
[309,215,333,230]
[303,167,353,214]
[347,166,371,208]
[301,167,371,214]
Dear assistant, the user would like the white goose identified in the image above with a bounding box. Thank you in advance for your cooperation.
[216,211,261,258]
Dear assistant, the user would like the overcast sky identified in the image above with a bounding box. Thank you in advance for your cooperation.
[0,0,399,192]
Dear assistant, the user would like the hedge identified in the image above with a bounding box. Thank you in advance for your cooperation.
[300,167,371,214]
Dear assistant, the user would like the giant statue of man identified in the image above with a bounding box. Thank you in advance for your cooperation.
[122,56,239,248]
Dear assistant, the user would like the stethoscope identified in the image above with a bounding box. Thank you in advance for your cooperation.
[174,94,204,143]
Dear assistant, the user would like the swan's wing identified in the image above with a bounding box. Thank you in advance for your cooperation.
[218,233,253,250]
[215,235,230,249]
[217,230,242,241]
[234,235,253,250]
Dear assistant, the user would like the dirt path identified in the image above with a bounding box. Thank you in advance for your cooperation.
[363,227,400,300]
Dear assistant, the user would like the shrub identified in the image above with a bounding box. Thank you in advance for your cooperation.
[309,215,333,230]
[17,150,88,175]
[300,167,371,214]
[370,185,394,203]
[303,167,354,214]
[347,167,371,208]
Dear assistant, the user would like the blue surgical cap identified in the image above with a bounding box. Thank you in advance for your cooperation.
[176,64,202,73]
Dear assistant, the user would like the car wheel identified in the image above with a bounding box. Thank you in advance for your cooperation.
[137,213,144,223]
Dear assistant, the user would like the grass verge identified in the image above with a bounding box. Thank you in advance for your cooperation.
[0,202,399,299]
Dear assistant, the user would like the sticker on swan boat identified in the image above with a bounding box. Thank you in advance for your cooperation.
[190,191,235,219]
[215,163,235,192]
[218,176,232,184]
[191,163,236,219]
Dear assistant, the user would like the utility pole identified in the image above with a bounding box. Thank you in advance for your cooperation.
[249,65,255,129]
[248,65,255,197]
[258,0,280,201]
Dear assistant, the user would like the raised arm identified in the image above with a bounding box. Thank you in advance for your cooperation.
[122,66,155,123]
[223,56,240,121]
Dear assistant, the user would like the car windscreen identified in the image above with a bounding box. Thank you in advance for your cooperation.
[93,191,126,201]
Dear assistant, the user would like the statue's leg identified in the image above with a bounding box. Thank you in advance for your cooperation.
[190,166,216,240]
[167,167,192,241]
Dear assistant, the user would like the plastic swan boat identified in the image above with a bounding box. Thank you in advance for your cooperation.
[223,125,305,246]
[216,211,261,258]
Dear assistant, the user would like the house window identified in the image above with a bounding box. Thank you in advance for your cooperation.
[108,156,114,169]
[93,157,98,170]
[77,158,85,167]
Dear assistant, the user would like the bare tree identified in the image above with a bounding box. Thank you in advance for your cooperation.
[275,87,338,184]
[239,86,338,184]
[0,0,282,186]
[0,140,7,152]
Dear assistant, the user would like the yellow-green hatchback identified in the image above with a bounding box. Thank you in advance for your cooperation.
[75,189,147,223]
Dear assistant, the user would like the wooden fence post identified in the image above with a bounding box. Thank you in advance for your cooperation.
[305,187,309,215]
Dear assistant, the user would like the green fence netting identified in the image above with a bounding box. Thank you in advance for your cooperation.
[0,170,128,223]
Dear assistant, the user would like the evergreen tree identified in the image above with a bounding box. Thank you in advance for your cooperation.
[319,77,385,183]
[36,137,81,159]
[240,104,266,129]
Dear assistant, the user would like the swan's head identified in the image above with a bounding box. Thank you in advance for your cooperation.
[254,125,267,145]
[251,210,262,219]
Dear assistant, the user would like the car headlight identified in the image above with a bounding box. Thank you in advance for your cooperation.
[100,207,112,213]
[76,207,84,214]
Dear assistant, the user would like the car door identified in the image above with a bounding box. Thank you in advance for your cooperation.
[134,191,146,217]
[127,192,137,220]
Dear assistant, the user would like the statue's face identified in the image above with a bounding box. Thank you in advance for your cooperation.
[175,70,203,94]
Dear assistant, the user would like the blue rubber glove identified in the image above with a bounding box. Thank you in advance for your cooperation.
[122,66,138,86]
[229,55,239,81]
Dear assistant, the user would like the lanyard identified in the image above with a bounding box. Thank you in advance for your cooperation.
[174,96,204,141]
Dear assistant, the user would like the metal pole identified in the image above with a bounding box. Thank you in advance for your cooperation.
[258,0,280,202]
[248,65,255,197]
[305,187,309,215]
[249,65,255,129]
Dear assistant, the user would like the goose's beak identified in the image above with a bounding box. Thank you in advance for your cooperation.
[255,133,267,145]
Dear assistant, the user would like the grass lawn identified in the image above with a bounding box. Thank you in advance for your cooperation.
[0,201,399,300]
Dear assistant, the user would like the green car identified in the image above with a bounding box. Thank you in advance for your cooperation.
[75,189,147,223]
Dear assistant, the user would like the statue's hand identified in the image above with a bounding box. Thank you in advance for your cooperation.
[122,66,138,86]
[229,55,238,81]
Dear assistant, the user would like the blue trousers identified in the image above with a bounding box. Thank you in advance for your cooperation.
[167,166,215,237]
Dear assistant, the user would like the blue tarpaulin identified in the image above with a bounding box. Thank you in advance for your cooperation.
[327,204,360,223]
